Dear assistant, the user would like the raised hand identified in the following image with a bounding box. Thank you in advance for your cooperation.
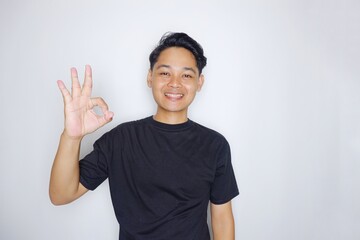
[57,65,114,139]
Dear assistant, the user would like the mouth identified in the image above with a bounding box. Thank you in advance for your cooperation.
[164,92,184,99]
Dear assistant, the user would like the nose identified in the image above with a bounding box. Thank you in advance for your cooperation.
[167,75,181,88]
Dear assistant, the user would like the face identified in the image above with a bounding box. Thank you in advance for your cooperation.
[147,47,204,123]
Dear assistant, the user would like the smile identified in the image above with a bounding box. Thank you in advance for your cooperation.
[165,93,184,99]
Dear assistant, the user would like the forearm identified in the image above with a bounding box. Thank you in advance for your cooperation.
[211,202,235,240]
[49,132,83,205]
[212,216,235,240]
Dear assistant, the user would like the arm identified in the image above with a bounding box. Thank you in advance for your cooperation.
[210,201,235,240]
[49,65,113,205]
[49,132,87,205]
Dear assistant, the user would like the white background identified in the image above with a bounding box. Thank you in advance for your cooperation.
[0,0,359,239]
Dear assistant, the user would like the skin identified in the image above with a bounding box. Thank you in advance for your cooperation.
[49,47,235,239]
[49,65,112,204]
[211,201,235,240]
[147,47,204,124]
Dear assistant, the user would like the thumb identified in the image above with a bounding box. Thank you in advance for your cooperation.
[98,111,114,127]
[104,111,114,121]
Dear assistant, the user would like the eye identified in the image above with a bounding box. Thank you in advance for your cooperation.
[159,72,170,76]
[183,74,193,78]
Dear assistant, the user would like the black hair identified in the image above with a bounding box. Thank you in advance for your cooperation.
[149,32,207,74]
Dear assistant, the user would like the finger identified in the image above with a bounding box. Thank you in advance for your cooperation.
[57,80,72,103]
[90,97,109,113]
[98,110,114,126]
[71,67,81,98]
[104,111,114,121]
[90,97,114,125]
[82,65,93,97]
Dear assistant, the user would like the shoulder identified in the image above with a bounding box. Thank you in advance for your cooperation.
[191,120,230,150]
[96,116,151,143]
[191,121,232,168]
[109,116,151,132]
[192,120,228,141]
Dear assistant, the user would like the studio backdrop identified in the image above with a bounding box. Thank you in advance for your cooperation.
[0,0,359,239]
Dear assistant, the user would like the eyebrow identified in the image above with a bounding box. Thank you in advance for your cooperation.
[156,64,197,74]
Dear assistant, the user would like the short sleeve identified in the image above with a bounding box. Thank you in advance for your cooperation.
[79,132,112,191]
[210,140,239,204]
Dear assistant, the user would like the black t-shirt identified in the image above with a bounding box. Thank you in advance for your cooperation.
[79,116,239,240]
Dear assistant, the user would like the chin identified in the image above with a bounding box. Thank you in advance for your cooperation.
[159,104,187,113]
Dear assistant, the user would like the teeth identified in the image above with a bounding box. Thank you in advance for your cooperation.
[165,93,184,98]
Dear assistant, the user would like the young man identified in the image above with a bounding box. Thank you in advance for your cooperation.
[50,32,239,240]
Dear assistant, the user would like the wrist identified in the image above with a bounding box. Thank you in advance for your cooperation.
[61,131,83,142]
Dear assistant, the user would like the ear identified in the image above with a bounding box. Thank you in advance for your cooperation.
[196,74,205,92]
[147,69,153,88]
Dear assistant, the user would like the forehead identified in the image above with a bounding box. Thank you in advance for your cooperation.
[156,47,197,68]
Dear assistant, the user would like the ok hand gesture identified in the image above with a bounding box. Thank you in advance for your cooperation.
[57,65,114,139]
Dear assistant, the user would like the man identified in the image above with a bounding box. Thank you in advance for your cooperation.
[50,32,239,239]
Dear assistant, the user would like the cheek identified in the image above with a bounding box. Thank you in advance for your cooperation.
[151,81,166,95]
[185,83,199,93]
[153,77,168,85]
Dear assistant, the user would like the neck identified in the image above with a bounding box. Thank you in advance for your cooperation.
[153,109,188,125]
